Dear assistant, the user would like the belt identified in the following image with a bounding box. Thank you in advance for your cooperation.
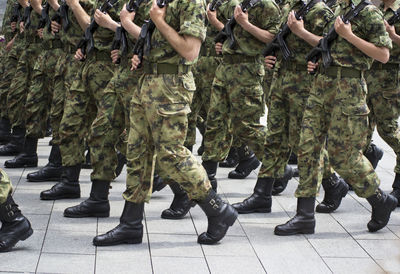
[25,36,41,44]
[42,39,63,50]
[222,54,259,64]
[320,66,362,78]
[143,63,190,75]
[88,50,112,62]
[371,62,400,70]
[280,62,306,71]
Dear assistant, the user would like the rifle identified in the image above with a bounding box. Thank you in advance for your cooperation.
[37,2,51,31]
[387,7,400,25]
[77,0,119,59]
[262,0,320,60]
[209,0,222,12]
[10,3,22,24]
[323,0,337,9]
[51,0,70,32]
[111,0,145,64]
[306,0,370,73]
[132,0,174,68]
[214,0,260,49]
[21,4,33,29]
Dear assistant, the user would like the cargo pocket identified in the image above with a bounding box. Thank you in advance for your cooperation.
[157,103,191,117]
[340,103,370,148]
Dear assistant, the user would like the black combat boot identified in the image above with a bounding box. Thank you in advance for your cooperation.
[197,190,238,244]
[391,173,400,207]
[152,174,167,193]
[40,165,81,200]
[27,145,62,182]
[316,174,349,213]
[64,180,111,218]
[364,143,384,169]
[288,153,297,165]
[4,137,38,168]
[115,151,126,178]
[272,165,294,196]
[82,148,91,169]
[0,195,33,252]
[93,201,144,246]
[274,197,316,236]
[202,161,218,191]
[232,177,274,213]
[0,118,11,144]
[219,147,239,168]
[184,144,193,152]
[366,189,398,232]
[0,126,25,156]
[197,139,204,156]
[161,182,195,219]
[228,145,260,179]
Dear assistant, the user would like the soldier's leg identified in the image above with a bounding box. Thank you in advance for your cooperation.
[0,168,33,252]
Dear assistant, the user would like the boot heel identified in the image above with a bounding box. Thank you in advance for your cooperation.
[125,237,143,244]
[250,159,261,170]
[93,212,110,218]
[225,208,238,227]
[301,228,315,234]
[21,228,34,241]
[340,186,349,198]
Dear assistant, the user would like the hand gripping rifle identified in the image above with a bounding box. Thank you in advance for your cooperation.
[132,0,174,68]
[387,7,400,26]
[76,0,119,60]
[214,0,260,49]
[111,0,145,64]
[209,0,222,12]
[51,0,70,32]
[306,0,370,73]
[21,3,33,29]
[37,2,51,32]
[262,0,320,60]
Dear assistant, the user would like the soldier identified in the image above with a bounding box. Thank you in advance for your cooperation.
[364,0,400,206]
[93,0,237,246]
[4,0,65,169]
[275,0,398,236]
[0,0,43,156]
[233,0,350,215]
[0,168,33,252]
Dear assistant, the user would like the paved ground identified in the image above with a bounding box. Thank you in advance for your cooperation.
[0,129,399,274]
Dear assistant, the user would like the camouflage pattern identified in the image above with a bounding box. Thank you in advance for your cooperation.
[259,0,334,179]
[364,0,400,174]
[6,6,42,129]
[0,169,12,204]
[295,0,392,198]
[124,0,211,203]
[202,0,280,163]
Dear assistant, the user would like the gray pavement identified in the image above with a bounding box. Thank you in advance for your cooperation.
[0,129,399,274]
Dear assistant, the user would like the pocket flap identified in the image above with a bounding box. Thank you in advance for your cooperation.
[158,103,191,117]
[342,104,370,116]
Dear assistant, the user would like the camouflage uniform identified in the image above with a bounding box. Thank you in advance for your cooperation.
[0,169,12,204]
[59,0,123,182]
[201,0,280,163]
[124,0,211,203]
[6,5,42,130]
[295,0,392,198]
[25,6,64,138]
[365,1,400,175]
[259,0,334,179]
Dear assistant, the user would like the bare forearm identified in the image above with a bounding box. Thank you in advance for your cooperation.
[296,28,322,47]
[18,0,28,8]
[241,21,274,44]
[31,0,43,14]
[121,19,141,39]
[69,3,90,31]
[210,19,224,31]
[48,0,60,11]
[346,33,390,63]
[154,19,201,61]
[106,20,120,32]
[389,32,400,47]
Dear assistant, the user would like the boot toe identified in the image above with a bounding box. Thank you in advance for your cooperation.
[40,183,80,200]
[161,208,184,219]
[197,232,219,245]
[228,170,246,179]
[315,202,334,213]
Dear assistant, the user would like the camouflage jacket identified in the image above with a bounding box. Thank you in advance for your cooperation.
[380,0,400,64]
[328,0,392,70]
[2,0,18,42]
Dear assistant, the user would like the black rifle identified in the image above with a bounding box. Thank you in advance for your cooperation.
[77,0,119,60]
[10,3,22,24]
[209,0,222,11]
[111,0,145,64]
[262,0,320,60]
[132,0,174,67]
[214,0,261,49]
[37,2,51,31]
[324,0,337,9]
[21,5,33,29]
[51,0,70,32]
[387,7,400,25]
[306,0,370,73]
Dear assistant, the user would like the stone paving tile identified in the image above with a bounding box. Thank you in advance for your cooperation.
[201,236,257,257]
[151,256,209,274]
[148,233,204,258]
[95,250,152,274]
[42,230,96,255]
[0,249,41,272]
[36,253,95,273]
[323,258,385,274]
[206,256,266,274]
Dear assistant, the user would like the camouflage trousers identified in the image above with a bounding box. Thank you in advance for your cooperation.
[59,55,114,174]
[87,63,134,182]
[365,67,400,174]
[296,72,380,198]
[25,47,63,138]
[185,56,221,147]
[0,168,12,204]
[263,67,274,108]
[7,42,42,129]
[259,69,333,179]
[202,60,267,162]
[124,70,211,203]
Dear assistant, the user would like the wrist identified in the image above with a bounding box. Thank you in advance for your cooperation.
[343,31,355,43]
[240,20,251,32]
[153,16,167,29]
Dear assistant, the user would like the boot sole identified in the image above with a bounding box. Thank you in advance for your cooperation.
[274,228,315,236]
[5,163,38,168]
[64,212,110,218]
[236,208,271,214]
[27,177,61,182]
[40,194,81,200]
[93,237,142,246]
